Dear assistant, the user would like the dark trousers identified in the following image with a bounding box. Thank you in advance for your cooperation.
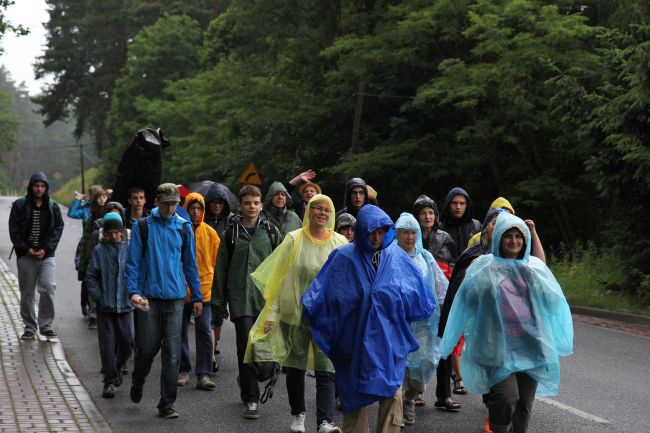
[436,357,452,401]
[180,302,212,376]
[488,372,538,433]
[233,316,260,403]
[286,367,336,427]
[132,299,184,411]
[97,311,134,385]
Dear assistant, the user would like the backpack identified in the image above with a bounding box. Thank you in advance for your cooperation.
[138,218,188,257]
[247,339,281,403]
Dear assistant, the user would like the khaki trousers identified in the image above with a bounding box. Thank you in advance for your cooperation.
[342,387,403,433]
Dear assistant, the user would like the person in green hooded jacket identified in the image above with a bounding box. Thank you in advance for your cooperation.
[212,185,282,420]
[263,181,302,236]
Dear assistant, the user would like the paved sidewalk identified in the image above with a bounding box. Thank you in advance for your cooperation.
[0,258,112,433]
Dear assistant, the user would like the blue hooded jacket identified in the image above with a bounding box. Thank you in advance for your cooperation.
[85,237,133,313]
[440,213,573,396]
[125,208,201,302]
[302,205,435,412]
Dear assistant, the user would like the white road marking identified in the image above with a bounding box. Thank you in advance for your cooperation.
[537,397,610,424]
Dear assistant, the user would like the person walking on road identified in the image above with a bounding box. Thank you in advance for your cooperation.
[263,181,302,236]
[439,187,482,263]
[8,171,64,340]
[125,183,202,419]
[394,212,447,426]
[85,213,135,399]
[302,205,435,433]
[177,192,219,391]
[413,195,456,279]
[246,194,347,433]
[335,177,369,221]
[212,185,282,420]
[440,212,573,433]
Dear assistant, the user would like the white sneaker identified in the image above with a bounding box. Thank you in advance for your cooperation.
[317,421,341,433]
[290,412,306,433]
[177,371,189,386]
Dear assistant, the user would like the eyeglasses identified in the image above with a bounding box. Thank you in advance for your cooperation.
[311,206,332,214]
[350,190,365,196]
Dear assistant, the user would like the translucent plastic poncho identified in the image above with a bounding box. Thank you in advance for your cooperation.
[394,212,447,385]
[244,194,347,372]
[440,213,573,396]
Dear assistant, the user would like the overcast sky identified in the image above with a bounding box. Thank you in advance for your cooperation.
[1,0,50,95]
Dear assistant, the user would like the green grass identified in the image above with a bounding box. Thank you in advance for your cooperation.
[550,242,650,316]
[51,167,99,206]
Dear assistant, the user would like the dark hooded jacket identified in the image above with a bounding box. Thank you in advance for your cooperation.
[203,182,234,237]
[9,172,64,259]
[335,177,369,220]
[439,187,481,261]
[413,195,456,263]
[263,181,302,236]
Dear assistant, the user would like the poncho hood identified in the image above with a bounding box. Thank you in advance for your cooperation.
[492,213,530,262]
[265,181,293,209]
[343,177,369,215]
[394,212,424,256]
[354,204,395,257]
[184,192,206,225]
[441,187,474,224]
[490,196,515,214]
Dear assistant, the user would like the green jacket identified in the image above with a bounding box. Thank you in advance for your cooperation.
[212,214,282,320]
[263,181,302,236]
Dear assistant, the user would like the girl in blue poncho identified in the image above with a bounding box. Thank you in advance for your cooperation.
[394,212,447,426]
[440,213,573,433]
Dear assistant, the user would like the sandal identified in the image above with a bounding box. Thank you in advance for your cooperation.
[414,395,426,407]
[453,376,468,395]
[434,398,461,411]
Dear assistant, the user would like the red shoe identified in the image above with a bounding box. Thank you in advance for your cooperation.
[484,416,493,433]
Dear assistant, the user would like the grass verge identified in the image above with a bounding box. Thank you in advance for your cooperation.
[51,167,99,206]
[550,242,650,316]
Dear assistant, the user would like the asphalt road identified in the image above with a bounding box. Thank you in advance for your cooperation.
[1,195,648,433]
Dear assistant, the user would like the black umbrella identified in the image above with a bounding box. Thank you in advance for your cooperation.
[188,181,238,210]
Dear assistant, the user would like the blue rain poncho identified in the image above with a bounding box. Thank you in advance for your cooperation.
[394,213,447,385]
[301,205,435,413]
[440,213,573,396]
[244,195,347,372]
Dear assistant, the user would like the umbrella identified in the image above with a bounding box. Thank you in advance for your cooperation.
[188,181,238,210]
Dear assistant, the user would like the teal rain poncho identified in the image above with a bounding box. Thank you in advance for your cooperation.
[245,194,348,372]
[301,205,435,413]
[440,213,573,396]
[394,213,447,385]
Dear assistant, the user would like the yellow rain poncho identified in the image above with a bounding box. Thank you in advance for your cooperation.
[245,194,348,372]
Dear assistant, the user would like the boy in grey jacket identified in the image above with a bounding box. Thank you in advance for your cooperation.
[86,213,134,398]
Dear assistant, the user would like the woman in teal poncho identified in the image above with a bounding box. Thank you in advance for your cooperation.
[245,194,347,433]
[440,213,573,433]
[394,212,447,426]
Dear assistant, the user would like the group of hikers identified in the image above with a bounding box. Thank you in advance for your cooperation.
[8,169,574,433]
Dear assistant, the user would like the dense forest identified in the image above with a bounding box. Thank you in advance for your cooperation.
[2,0,650,303]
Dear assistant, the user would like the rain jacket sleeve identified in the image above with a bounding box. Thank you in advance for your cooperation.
[67,198,90,220]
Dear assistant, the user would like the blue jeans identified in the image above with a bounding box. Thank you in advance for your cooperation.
[132,299,184,411]
[180,302,212,376]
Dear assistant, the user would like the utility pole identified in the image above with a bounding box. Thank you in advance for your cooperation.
[79,141,85,194]
[350,81,365,154]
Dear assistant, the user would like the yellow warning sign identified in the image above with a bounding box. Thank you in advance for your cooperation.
[238,162,263,185]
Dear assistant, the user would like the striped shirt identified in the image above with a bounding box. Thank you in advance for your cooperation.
[28,208,42,248]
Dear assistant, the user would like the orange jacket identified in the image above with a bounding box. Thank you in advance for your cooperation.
[183,192,220,302]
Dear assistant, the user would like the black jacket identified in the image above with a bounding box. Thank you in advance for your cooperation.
[439,187,481,260]
[335,177,369,220]
[9,172,64,259]
[203,182,234,237]
[413,194,456,263]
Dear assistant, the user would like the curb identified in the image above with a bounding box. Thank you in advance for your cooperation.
[571,305,650,327]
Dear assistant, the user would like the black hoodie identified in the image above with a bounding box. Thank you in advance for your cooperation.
[439,187,481,259]
[9,172,64,259]
[203,182,234,237]
[335,177,369,220]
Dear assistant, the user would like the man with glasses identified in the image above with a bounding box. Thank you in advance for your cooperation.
[335,177,369,221]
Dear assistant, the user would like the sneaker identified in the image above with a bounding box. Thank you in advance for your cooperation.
[81,305,88,317]
[40,329,57,338]
[102,384,115,398]
[88,318,97,330]
[403,399,416,425]
[212,356,220,373]
[196,375,216,390]
[242,402,259,419]
[130,385,143,403]
[114,374,123,388]
[317,421,341,433]
[290,412,306,433]
[159,408,179,419]
[177,371,190,386]
[21,330,36,340]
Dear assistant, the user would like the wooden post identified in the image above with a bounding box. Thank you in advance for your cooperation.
[350,81,366,153]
